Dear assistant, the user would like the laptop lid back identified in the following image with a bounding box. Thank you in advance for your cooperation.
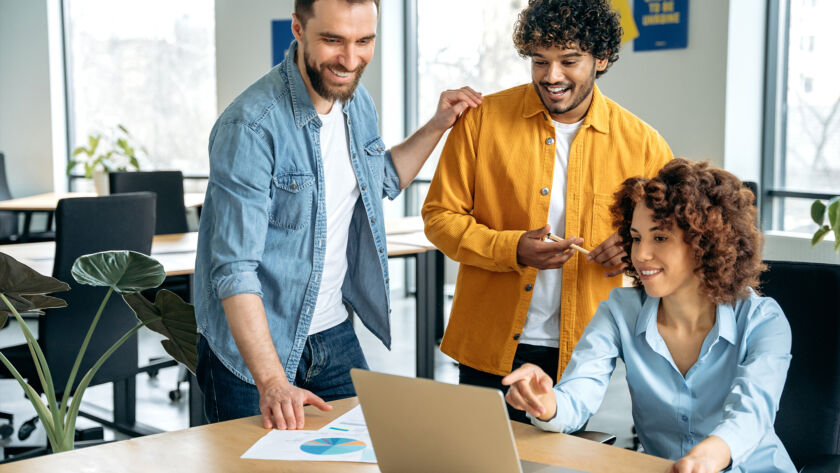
[351,369,524,473]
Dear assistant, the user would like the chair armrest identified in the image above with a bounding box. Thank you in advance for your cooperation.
[569,430,617,445]
[801,455,840,473]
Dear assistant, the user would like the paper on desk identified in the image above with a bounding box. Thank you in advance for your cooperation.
[241,406,376,463]
[320,405,369,433]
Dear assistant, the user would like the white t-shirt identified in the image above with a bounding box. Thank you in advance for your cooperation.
[309,102,360,335]
[520,119,583,347]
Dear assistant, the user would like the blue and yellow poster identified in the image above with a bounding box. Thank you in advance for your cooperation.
[633,0,689,51]
[272,19,294,66]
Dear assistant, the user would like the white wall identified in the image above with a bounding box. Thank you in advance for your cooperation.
[0,0,58,196]
[598,0,730,167]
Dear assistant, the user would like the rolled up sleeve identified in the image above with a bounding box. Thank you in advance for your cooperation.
[382,149,401,200]
[206,122,274,300]
[710,301,792,469]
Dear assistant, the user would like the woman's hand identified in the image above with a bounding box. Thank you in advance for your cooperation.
[501,363,557,420]
[666,436,731,473]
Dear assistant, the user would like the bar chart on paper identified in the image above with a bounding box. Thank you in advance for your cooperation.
[300,437,367,455]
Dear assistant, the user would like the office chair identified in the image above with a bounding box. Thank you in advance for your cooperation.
[0,152,19,242]
[0,192,157,451]
[762,260,840,472]
[109,171,188,235]
[108,171,193,401]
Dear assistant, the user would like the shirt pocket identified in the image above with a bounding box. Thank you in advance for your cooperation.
[363,136,386,182]
[269,172,315,230]
[589,192,616,245]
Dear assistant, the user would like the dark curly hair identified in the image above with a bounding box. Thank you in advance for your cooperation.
[610,159,765,306]
[513,0,622,78]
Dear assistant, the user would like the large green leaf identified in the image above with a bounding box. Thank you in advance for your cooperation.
[123,290,197,373]
[0,252,70,326]
[812,226,831,246]
[811,200,827,225]
[71,251,165,294]
[828,198,840,230]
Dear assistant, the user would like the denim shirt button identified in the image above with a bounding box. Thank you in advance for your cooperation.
[379,248,384,253]
[681,415,688,422]
[371,217,376,223]
[347,118,352,125]
[361,185,367,191]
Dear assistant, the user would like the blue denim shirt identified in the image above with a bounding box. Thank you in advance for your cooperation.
[531,288,796,473]
[194,40,401,385]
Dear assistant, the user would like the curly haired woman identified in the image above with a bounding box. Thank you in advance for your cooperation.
[503,159,795,472]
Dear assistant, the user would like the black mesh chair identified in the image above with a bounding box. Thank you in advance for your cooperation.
[762,260,840,472]
[109,171,188,235]
[0,193,156,445]
[0,152,19,242]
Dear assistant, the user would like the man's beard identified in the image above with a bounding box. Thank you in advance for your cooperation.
[304,49,366,102]
[536,63,596,117]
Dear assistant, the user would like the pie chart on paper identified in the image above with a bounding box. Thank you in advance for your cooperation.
[299,437,367,455]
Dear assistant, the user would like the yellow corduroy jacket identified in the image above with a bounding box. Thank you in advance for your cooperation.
[422,83,673,379]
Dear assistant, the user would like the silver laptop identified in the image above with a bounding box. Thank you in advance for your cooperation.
[350,369,585,473]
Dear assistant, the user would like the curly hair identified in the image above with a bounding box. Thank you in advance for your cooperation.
[513,0,622,78]
[609,159,765,305]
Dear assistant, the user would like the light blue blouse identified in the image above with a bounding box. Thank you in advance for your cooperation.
[530,287,796,472]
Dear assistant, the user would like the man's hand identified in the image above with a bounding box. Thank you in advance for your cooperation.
[501,363,557,420]
[517,225,584,269]
[666,436,731,473]
[427,86,483,132]
[587,232,627,277]
[257,378,332,430]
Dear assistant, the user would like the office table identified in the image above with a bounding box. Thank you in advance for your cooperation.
[0,192,206,242]
[0,397,673,472]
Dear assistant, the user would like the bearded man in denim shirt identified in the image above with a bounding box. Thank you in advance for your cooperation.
[194,0,481,430]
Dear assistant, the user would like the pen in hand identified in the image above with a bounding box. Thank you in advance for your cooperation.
[545,233,590,255]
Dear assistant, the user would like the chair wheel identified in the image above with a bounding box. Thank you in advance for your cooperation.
[0,424,13,440]
[169,389,182,401]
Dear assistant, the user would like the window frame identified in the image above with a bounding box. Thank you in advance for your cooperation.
[761,0,838,231]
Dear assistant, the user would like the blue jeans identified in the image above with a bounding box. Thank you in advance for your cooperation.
[196,318,368,423]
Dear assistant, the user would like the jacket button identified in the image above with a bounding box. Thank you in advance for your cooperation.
[361,185,367,191]
[377,146,383,152]
[291,183,297,190]
[513,333,521,340]
[525,284,533,291]
[546,137,555,145]
[540,187,549,196]
[371,217,376,223]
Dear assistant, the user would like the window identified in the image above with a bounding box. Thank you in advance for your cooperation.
[414,0,529,181]
[63,0,216,188]
[763,0,840,232]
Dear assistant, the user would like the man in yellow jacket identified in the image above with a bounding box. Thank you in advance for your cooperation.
[422,0,673,423]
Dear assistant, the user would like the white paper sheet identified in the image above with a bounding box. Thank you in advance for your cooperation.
[241,406,376,462]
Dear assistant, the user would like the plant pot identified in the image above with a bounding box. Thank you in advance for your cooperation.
[93,171,109,195]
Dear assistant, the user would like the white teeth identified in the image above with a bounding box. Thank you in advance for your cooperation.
[547,87,569,93]
[641,269,661,276]
[330,68,350,78]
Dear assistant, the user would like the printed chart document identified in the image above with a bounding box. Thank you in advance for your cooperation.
[241,405,376,463]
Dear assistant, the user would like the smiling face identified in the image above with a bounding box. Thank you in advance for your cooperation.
[629,204,702,301]
[530,44,608,124]
[291,0,378,109]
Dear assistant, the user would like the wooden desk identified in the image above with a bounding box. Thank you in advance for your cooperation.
[0,192,205,242]
[1,397,672,472]
[0,192,205,211]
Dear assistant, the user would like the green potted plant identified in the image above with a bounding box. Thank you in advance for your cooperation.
[67,125,147,195]
[0,250,197,453]
[811,196,840,252]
